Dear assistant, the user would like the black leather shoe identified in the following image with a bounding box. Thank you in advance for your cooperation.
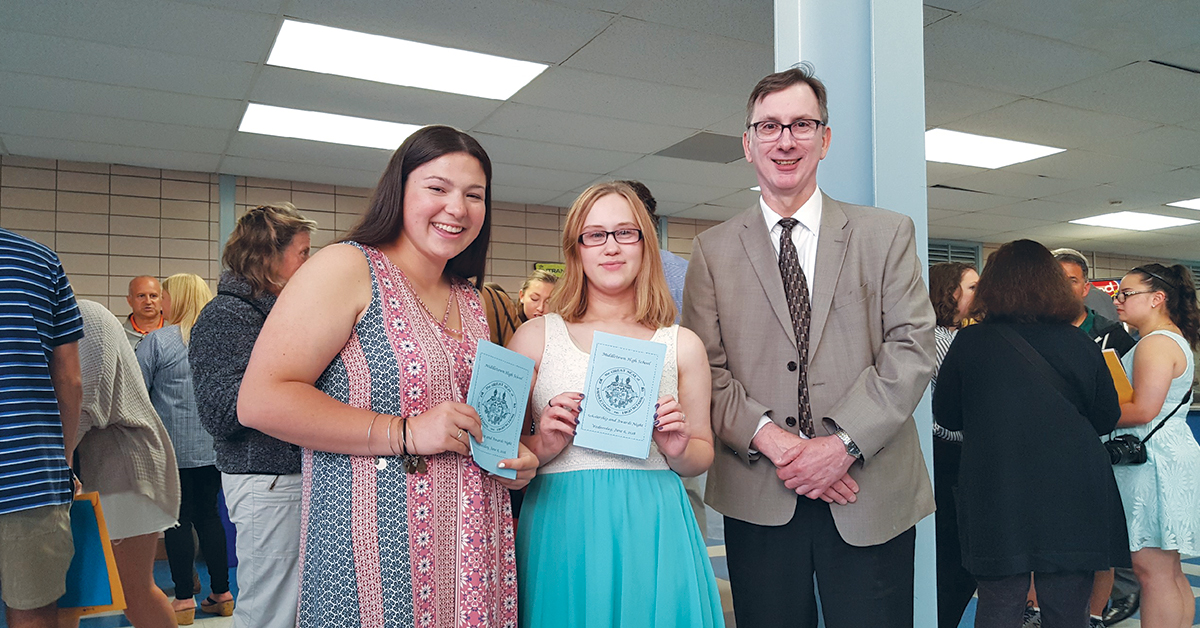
[1102,592,1140,626]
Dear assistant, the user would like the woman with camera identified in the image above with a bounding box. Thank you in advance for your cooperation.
[1110,263,1200,628]
[933,240,1128,628]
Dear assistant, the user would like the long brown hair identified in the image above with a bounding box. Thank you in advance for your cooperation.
[341,125,492,288]
[550,182,676,328]
[1127,263,1200,350]
[929,262,975,327]
[971,239,1080,324]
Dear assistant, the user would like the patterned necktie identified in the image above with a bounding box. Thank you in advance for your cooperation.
[777,218,815,438]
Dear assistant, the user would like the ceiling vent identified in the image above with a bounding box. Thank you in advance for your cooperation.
[654,132,745,164]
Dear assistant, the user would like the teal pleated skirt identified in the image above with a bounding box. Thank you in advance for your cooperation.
[515,468,724,628]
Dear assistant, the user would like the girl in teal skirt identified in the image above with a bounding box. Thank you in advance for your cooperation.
[508,182,724,627]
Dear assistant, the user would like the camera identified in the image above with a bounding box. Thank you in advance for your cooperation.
[1105,434,1147,466]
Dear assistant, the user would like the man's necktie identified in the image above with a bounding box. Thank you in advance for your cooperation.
[777,218,815,438]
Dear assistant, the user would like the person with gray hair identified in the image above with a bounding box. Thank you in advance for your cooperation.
[1052,248,1134,357]
[1052,248,1120,321]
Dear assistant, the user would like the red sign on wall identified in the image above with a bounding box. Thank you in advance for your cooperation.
[1091,280,1120,297]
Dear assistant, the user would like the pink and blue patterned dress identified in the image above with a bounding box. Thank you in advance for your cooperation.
[299,243,517,628]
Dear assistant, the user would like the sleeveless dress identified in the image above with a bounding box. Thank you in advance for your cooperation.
[1112,329,1200,554]
[298,243,517,628]
[515,314,724,628]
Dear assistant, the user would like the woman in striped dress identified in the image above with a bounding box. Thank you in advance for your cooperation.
[239,125,538,627]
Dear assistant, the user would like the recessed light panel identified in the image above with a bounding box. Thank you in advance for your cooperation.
[1070,211,1198,231]
[925,129,1065,169]
[268,20,548,100]
[239,103,420,150]
[1167,197,1200,211]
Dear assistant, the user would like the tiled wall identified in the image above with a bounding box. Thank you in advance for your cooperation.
[0,154,718,315]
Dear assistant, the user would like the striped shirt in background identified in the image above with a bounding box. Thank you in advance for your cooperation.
[136,325,216,468]
[0,228,83,515]
[932,325,963,443]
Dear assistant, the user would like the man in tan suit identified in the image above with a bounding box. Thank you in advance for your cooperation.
[682,65,936,627]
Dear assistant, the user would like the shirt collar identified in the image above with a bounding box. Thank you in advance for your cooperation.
[759,188,823,235]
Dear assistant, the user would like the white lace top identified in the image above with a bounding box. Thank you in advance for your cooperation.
[534,313,678,475]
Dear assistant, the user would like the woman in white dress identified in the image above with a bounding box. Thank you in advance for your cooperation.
[1111,263,1200,628]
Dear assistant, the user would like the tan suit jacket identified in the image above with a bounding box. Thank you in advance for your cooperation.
[682,195,936,547]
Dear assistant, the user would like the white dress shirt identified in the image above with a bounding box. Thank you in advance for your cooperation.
[752,190,824,447]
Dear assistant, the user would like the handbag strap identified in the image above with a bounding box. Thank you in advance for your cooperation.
[997,324,1193,443]
[995,325,1077,405]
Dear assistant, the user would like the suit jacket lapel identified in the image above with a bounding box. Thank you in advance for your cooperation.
[738,206,796,347]
[808,193,849,357]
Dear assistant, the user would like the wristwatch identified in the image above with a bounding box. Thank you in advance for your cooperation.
[833,429,862,460]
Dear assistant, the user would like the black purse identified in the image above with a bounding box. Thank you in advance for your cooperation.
[994,325,1191,466]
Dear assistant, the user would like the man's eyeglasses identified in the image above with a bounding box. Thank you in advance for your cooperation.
[748,119,825,142]
[578,229,644,247]
[1113,289,1155,303]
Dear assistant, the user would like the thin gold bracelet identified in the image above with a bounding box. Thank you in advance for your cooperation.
[365,412,382,456]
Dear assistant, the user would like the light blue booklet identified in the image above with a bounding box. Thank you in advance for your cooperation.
[573,331,667,459]
[467,340,534,479]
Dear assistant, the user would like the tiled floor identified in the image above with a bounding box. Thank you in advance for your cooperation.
[4,507,1196,627]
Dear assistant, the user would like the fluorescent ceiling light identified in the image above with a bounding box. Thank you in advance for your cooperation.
[1070,211,1198,231]
[925,129,1065,169]
[268,20,548,100]
[1167,197,1200,211]
[239,103,420,150]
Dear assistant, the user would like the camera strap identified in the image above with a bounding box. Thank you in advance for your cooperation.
[1141,388,1192,445]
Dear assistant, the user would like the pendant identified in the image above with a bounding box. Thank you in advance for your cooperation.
[403,455,427,474]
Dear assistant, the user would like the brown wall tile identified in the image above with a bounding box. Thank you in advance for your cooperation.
[111,196,160,217]
[161,199,209,221]
[111,175,161,198]
[3,155,57,169]
[56,232,109,254]
[110,235,160,257]
[57,161,109,174]
[111,216,160,237]
[162,180,209,202]
[2,208,57,232]
[58,253,110,276]
[2,166,57,189]
[56,212,109,234]
[109,256,161,278]
[57,171,109,194]
[160,219,208,240]
[57,191,109,214]
[2,188,57,211]
[111,164,161,178]
[161,258,210,278]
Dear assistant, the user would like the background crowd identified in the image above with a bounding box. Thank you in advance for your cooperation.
[0,66,1196,628]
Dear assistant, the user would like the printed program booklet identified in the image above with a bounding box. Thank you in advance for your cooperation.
[573,331,666,459]
[467,340,534,479]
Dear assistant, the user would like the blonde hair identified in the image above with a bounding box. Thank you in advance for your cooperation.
[223,203,318,296]
[550,182,676,328]
[519,269,558,295]
[162,273,214,344]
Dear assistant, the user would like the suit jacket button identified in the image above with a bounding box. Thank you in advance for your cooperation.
[786,416,797,427]
[787,361,797,371]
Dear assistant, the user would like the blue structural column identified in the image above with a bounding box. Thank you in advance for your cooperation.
[774,2,936,627]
